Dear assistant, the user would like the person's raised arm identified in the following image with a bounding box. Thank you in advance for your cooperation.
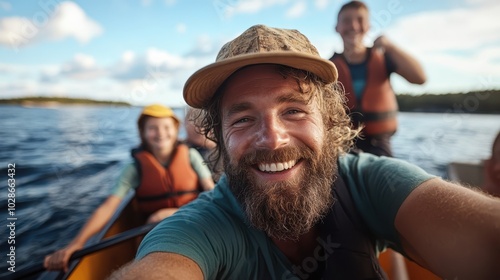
[188,147,215,190]
[44,195,122,272]
[108,252,203,280]
[374,35,426,85]
[395,177,500,279]
[200,177,215,191]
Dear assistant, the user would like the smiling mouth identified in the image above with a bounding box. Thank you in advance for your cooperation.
[258,160,297,172]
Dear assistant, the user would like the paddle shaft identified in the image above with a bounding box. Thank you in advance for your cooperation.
[10,222,159,280]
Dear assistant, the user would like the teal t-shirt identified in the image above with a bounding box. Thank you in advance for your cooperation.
[136,153,435,279]
[111,148,213,198]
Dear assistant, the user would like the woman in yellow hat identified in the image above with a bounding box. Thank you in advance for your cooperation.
[43,104,214,272]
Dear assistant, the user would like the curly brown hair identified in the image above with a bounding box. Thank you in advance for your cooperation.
[193,64,359,172]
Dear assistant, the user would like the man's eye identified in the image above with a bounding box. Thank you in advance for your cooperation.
[286,109,300,115]
[234,118,249,124]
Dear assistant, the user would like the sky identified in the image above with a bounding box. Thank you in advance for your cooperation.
[0,0,499,107]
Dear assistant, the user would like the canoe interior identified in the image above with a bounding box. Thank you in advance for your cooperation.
[66,191,145,280]
[378,249,441,280]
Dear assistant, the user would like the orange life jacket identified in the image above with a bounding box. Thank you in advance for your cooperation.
[133,144,200,214]
[331,49,398,136]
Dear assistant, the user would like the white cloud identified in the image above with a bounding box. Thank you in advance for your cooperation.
[214,0,323,19]
[0,17,37,49]
[0,40,216,105]
[192,34,216,55]
[60,53,105,80]
[0,81,38,96]
[105,45,219,105]
[315,0,329,10]
[385,2,500,52]
[122,51,136,64]
[378,1,500,93]
[286,1,306,18]
[111,48,197,82]
[40,71,59,83]
[425,47,500,80]
[0,1,102,49]
[464,0,497,5]
[217,0,288,19]
[176,23,186,34]
[0,63,30,74]
[42,1,103,43]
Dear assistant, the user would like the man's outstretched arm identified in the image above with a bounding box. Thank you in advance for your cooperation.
[396,177,500,279]
[109,252,204,280]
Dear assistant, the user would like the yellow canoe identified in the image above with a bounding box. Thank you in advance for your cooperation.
[65,191,146,280]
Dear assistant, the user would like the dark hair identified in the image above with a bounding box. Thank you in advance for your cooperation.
[137,115,153,153]
[337,1,369,20]
[493,131,500,152]
[195,64,358,169]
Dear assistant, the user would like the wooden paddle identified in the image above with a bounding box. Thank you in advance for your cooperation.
[10,221,159,280]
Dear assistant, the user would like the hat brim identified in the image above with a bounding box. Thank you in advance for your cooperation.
[140,105,180,124]
[183,52,338,108]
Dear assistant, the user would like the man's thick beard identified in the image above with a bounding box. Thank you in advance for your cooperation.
[224,133,338,241]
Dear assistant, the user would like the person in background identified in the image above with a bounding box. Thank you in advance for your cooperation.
[330,0,426,157]
[184,106,222,182]
[483,131,500,197]
[331,2,426,277]
[44,104,214,272]
[110,25,500,280]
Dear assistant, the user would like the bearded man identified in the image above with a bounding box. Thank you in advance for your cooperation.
[110,25,500,280]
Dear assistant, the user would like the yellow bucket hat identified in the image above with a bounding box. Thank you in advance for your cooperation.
[139,104,180,125]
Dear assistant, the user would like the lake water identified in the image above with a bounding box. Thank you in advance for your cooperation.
[0,105,499,277]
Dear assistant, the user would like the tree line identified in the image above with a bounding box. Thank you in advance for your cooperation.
[1,91,499,114]
[396,90,500,114]
[0,96,130,106]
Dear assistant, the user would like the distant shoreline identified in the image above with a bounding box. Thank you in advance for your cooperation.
[1,90,499,114]
[0,97,131,107]
[396,90,500,114]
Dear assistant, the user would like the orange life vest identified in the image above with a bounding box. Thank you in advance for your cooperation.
[133,144,200,214]
[331,49,398,136]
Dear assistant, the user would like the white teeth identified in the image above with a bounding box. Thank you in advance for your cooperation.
[258,160,296,172]
[270,163,277,172]
[276,163,284,171]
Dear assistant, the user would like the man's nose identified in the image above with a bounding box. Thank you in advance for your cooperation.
[254,115,289,150]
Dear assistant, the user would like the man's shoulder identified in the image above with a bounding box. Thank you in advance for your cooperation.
[338,152,421,181]
[338,152,435,190]
[338,152,385,167]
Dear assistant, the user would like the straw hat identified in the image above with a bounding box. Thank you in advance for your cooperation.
[183,24,338,108]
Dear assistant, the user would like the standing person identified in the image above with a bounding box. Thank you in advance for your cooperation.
[110,25,500,280]
[331,2,426,276]
[44,104,214,272]
[330,0,426,157]
[483,131,500,197]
